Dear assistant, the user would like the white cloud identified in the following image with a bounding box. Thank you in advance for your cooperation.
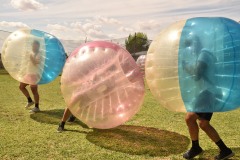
[47,24,68,31]
[46,22,109,40]
[118,26,133,32]
[108,33,120,39]
[46,24,81,40]
[70,22,82,30]
[1,0,239,51]
[96,16,121,25]
[82,23,102,32]
[87,29,108,39]
[0,21,29,28]
[70,21,102,31]
[137,20,160,30]
[11,0,45,11]
[3,0,238,40]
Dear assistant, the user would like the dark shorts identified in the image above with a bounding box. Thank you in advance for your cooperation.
[195,112,213,121]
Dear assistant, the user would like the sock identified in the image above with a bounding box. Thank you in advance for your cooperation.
[192,140,200,149]
[216,139,229,151]
[60,121,65,127]
[27,97,33,103]
[35,103,39,108]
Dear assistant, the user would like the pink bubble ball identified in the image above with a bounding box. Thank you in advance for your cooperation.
[61,41,145,129]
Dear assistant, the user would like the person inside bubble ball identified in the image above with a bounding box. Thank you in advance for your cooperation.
[69,64,116,109]
[19,40,42,113]
[182,36,234,160]
[57,64,117,132]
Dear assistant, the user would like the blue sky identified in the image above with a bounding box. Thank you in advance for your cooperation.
[0,0,239,40]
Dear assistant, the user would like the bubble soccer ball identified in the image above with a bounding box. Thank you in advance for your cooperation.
[136,55,146,77]
[146,17,240,112]
[61,41,145,129]
[1,29,66,85]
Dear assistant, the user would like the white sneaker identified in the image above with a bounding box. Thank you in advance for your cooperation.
[25,102,34,109]
[29,107,40,113]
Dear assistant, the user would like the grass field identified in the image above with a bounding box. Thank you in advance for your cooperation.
[0,71,239,160]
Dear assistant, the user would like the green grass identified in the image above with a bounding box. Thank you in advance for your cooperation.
[0,71,239,160]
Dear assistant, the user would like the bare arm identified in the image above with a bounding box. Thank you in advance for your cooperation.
[182,60,195,75]
[30,54,35,63]
[30,54,41,65]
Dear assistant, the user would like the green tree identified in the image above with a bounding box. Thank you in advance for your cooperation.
[125,32,149,55]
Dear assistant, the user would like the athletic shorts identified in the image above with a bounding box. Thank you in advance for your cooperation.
[195,112,213,121]
[194,90,214,121]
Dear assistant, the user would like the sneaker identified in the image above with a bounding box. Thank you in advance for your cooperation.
[57,124,64,133]
[215,148,234,160]
[29,107,40,113]
[25,102,34,109]
[67,115,76,122]
[183,147,203,159]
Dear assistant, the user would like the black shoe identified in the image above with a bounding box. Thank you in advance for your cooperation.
[67,115,76,122]
[183,147,203,159]
[57,124,64,133]
[215,148,234,160]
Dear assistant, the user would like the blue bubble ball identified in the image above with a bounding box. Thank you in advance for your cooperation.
[1,29,66,85]
[146,17,240,112]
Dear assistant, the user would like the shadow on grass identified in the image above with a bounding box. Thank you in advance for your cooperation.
[0,69,8,75]
[86,125,190,157]
[30,109,88,128]
[196,147,240,160]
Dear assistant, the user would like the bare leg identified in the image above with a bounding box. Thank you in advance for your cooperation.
[183,113,203,159]
[30,85,39,104]
[185,112,199,141]
[19,82,30,98]
[198,119,234,159]
[198,120,221,142]
[61,108,72,122]
[57,108,72,132]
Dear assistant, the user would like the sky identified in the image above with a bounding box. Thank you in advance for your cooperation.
[0,0,239,41]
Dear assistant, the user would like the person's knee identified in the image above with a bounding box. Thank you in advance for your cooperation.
[30,85,38,94]
[185,113,197,124]
[199,120,210,131]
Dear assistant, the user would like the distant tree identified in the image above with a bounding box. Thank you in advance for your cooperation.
[125,32,149,55]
